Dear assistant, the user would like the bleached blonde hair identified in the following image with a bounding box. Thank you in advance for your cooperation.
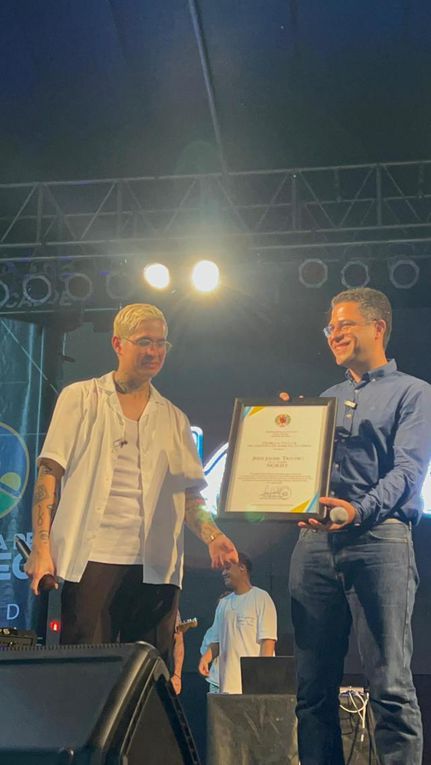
[113,303,168,338]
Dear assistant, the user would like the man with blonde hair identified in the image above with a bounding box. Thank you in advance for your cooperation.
[25,303,237,662]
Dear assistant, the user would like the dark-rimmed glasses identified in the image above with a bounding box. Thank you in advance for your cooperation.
[323,320,376,339]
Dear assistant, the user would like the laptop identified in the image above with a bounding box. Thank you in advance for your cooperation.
[240,656,297,695]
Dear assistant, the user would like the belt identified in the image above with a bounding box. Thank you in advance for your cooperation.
[381,518,404,524]
[381,517,412,530]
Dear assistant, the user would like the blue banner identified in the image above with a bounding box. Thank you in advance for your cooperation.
[0,319,57,631]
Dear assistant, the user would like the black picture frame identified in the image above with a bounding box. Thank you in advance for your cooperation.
[217,397,337,521]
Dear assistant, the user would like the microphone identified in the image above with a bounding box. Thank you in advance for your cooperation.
[15,536,58,593]
[328,506,350,525]
[114,439,128,448]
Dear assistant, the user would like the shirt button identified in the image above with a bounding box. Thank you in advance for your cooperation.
[346,413,352,419]
[334,463,340,469]
[330,491,335,497]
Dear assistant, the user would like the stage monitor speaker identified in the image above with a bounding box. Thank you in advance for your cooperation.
[0,641,200,765]
[0,627,37,648]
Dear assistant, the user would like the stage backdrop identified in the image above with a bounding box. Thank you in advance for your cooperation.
[2,301,431,656]
[0,318,60,632]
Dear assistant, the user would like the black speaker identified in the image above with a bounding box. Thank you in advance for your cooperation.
[0,627,37,648]
[207,693,299,765]
[0,642,200,764]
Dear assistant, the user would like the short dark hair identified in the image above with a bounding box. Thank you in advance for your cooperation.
[238,552,253,575]
[330,287,392,348]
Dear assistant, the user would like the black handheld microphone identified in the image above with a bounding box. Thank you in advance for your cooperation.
[328,506,350,525]
[15,536,58,593]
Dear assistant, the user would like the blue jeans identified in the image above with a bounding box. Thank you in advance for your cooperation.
[289,521,422,765]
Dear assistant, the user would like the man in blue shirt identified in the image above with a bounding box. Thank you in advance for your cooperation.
[289,288,431,765]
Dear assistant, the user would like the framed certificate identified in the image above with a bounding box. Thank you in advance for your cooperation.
[218,397,337,520]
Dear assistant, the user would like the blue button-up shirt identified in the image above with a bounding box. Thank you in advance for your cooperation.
[321,359,431,525]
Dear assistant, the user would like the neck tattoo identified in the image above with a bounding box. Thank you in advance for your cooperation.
[114,376,149,395]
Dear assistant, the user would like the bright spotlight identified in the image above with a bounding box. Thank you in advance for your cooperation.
[191,260,220,293]
[143,263,170,290]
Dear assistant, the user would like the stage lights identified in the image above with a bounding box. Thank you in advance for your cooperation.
[141,258,220,293]
[0,279,10,309]
[388,258,419,289]
[298,259,328,288]
[143,263,170,290]
[191,260,220,293]
[341,260,370,289]
[63,272,94,302]
[22,273,53,305]
[105,270,135,300]
[0,250,427,319]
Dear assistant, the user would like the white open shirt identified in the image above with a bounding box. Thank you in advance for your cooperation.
[39,372,206,584]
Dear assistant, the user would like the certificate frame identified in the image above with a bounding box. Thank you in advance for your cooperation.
[217,397,337,521]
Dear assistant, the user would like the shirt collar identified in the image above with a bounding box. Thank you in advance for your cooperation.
[345,358,397,384]
[96,371,166,404]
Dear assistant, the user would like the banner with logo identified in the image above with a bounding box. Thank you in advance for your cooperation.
[0,319,59,632]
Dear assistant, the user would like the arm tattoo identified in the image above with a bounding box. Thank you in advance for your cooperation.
[40,465,54,476]
[185,495,221,544]
[34,485,49,504]
[33,469,60,540]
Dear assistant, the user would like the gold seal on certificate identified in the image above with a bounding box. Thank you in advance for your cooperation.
[218,397,337,520]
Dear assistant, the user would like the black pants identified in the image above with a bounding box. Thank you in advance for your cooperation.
[60,562,180,664]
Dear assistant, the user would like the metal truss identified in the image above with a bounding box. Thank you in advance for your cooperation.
[2,160,431,263]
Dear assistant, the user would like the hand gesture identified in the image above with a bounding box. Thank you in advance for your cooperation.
[298,497,358,533]
[208,534,239,568]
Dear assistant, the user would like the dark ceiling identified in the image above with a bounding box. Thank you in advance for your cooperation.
[2,0,431,183]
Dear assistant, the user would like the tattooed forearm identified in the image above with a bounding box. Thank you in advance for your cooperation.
[40,464,54,475]
[34,485,49,504]
[31,460,62,548]
[184,492,222,544]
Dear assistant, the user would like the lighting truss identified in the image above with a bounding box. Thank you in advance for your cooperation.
[1,160,431,317]
[1,160,431,262]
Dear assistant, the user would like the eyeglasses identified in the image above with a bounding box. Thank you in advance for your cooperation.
[122,337,172,352]
[323,320,376,339]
